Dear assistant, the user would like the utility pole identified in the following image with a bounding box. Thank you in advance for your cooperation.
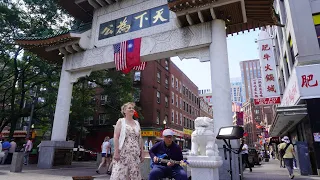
[27,86,39,139]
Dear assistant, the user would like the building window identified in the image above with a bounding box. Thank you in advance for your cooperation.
[156,110,160,124]
[157,91,161,103]
[176,95,178,107]
[157,71,161,83]
[183,101,186,111]
[165,115,168,124]
[165,76,169,89]
[171,75,174,88]
[180,97,182,109]
[134,71,141,81]
[180,113,183,125]
[100,95,108,105]
[179,81,182,93]
[182,85,185,94]
[165,59,169,70]
[175,78,178,91]
[288,35,295,65]
[187,118,189,128]
[84,116,94,125]
[165,96,169,107]
[185,88,188,96]
[186,104,189,112]
[176,111,178,124]
[99,114,107,125]
[171,92,174,105]
[184,117,187,127]
[172,110,174,123]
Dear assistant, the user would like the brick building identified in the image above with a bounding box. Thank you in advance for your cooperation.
[84,59,200,150]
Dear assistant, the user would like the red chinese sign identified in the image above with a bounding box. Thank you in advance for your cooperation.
[301,74,318,88]
[254,97,281,105]
[251,78,263,98]
[258,32,280,99]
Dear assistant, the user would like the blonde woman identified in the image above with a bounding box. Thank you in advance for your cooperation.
[110,102,144,180]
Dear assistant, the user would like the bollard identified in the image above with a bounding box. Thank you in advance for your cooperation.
[72,176,94,180]
[10,152,24,172]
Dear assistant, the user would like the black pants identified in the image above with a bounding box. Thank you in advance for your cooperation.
[242,153,252,171]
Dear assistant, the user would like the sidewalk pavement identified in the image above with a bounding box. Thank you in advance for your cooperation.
[0,161,110,180]
[243,158,320,180]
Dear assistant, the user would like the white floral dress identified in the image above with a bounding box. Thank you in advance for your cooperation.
[110,124,141,180]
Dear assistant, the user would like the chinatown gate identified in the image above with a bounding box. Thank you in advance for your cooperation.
[15,0,279,179]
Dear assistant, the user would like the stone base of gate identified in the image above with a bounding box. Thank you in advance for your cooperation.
[37,141,74,169]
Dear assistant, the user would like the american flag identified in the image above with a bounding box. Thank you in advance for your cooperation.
[133,62,147,70]
[113,38,146,73]
[113,41,127,71]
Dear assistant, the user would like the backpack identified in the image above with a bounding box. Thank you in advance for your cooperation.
[279,143,291,158]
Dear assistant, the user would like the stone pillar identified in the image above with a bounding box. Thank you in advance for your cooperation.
[210,19,240,180]
[38,57,75,169]
[51,58,74,141]
[10,152,24,172]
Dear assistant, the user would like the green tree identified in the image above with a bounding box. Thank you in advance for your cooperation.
[0,0,72,138]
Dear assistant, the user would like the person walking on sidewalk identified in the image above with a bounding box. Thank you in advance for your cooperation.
[279,136,295,179]
[240,139,252,172]
[96,136,111,174]
[107,131,115,175]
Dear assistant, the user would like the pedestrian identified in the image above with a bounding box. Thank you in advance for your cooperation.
[24,138,33,165]
[107,126,115,175]
[7,138,17,164]
[279,136,295,179]
[148,129,188,180]
[96,136,111,174]
[278,143,285,168]
[110,102,144,180]
[1,138,11,164]
[240,139,252,172]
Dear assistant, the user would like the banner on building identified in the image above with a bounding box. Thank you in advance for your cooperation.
[251,78,264,98]
[255,31,281,106]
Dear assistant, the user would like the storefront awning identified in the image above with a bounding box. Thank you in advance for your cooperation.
[171,129,184,137]
[269,105,308,137]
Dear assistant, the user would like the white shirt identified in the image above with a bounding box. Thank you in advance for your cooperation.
[241,144,249,154]
[9,141,17,153]
[25,140,33,152]
[102,141,110,154]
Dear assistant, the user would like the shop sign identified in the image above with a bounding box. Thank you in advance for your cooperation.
[183,128,193,136]
[251,78,264,98]
[141,131,154,137]
[281,69,300,106]
[141,131,161,137]
[256,31,281,105]
[296,64,320,99]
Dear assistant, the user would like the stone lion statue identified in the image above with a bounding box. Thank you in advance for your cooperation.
[190,117,218,156]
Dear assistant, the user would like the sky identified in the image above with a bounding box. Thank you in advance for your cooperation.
[171,30,260,90]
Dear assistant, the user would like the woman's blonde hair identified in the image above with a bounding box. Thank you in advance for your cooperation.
[121,102,136,116]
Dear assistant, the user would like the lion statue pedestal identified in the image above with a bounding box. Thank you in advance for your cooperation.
[187,117,223,180]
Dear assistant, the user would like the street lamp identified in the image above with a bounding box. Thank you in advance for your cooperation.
[163,119,167,129]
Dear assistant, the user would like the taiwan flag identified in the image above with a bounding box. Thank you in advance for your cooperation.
[113,37,146,74]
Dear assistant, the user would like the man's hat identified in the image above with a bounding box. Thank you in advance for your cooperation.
[162,129,174,137]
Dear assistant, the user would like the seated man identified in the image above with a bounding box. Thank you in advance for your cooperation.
[149,129,188,180]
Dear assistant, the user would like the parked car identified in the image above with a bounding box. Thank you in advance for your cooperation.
[73,146,98,161]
